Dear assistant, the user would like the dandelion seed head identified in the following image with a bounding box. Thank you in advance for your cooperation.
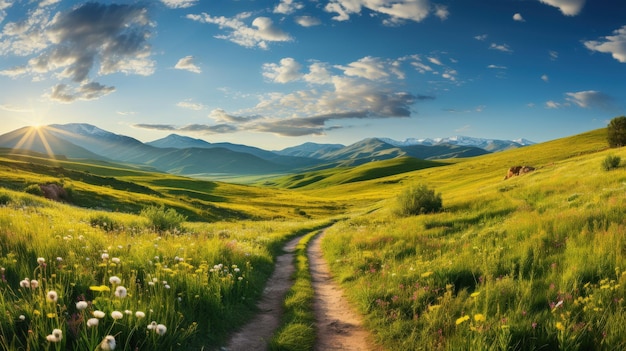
[93,310,106,319]
[87,318,99,327]
[76,301,88,310]
[100,335,116,351]
[124,310,132,315]
[135,311,146,319]
[101,253,109,260]
[112,257,120,264]
[156,324,167,335]
[109,276,121,285]
[114,286,127,298]
[46,290,58,303]
[30,279,39,289]
[19,315,26,321]
[111,311,123,320]
[147,321,157,330]
[37,257,45,265]
[20,279,30,288]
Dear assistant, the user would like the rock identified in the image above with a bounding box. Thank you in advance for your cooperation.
[39,183,69,202]
[504,165,535,180]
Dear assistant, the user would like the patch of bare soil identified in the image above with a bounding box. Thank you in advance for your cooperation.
[309,231,380,351]
[222,236,300,351]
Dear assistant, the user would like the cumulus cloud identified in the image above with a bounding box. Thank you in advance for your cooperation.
[175,56,201,73]
[538,0,585,16]
[541,74,549,82]
[209,108,261,123]
[513,13,524,22]
[335,56,392,80]
[262,57,302,83]
[160,0,198,9]
[545,100,560,109]
[186,12,292,49]
[487,64,507,69]
[584,25,626,63]
[474,34,488,41]
[274,0,304,15]
[0,3,154,102]
[295,16,321,27]
[490,43,513,53]
[434,5,449,20]
[324,0,435,24]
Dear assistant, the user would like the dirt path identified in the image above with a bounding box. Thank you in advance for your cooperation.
[222,235,300,351]
[222,229,378,351]
[308,230,379,351]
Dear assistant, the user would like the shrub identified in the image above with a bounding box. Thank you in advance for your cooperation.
[24,184,43,196]
[602,154,621,171]
[140,205,187,232]
[89,214,122,232]
[396,183,442,216]
[607,116,626,147]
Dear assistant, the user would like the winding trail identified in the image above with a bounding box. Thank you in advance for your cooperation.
[308,230,379,351]
[222,235,300,351]
[222,229,379,351]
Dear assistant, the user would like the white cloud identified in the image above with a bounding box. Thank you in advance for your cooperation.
[175,56,201,73]
[274,0,304,15]
[541,74,549,82]
[177,100,205,110]
[545,100,560,109]
[490,43,513,53]
[584,25,626,63]
[187,13,292,49]
[427,57,443,66]
[324,0,432,24]
[549,50,559,60]
[474,34,488,41]
[0,3,154,103]
[513,13,524,22]
[262,57,303,83]
[565,90,616,110]
[0,103,32,113]
[434,5,449,20]
[538,0,585,16]
[160,0,198,9]
[336,56,390,80]
[303,62,333,84]
[487,64,507,69]
[47,82,115,103]
[295,16,321,27]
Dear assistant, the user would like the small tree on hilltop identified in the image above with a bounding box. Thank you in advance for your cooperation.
[396,183,443,216]
[607,116,626,147]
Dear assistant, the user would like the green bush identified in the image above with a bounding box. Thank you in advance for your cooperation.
[140,205,187,232]
[396,183,442,216]
[24,184,43,196]
[602,154,621,171]
[89,214,122,232]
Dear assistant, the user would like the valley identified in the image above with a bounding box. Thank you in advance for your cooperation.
[0,125,625,350]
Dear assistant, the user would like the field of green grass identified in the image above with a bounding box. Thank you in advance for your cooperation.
[0,127,624,350]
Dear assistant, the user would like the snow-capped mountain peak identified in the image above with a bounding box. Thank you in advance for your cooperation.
[378,135,534,152]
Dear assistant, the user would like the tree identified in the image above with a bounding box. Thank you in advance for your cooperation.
[607,116,626,147]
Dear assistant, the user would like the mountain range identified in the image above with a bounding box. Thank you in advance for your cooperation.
[0,123,533,176]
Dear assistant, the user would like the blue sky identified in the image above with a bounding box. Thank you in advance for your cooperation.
[0,0,624,149]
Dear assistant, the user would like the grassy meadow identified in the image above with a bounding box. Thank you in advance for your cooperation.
[320,129,626,350]
[1,127,625,350]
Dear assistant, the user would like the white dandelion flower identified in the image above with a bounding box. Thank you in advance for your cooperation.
[100,335,116,351]
[87,318,99,327]
[156,324,167,336]
[114,286,127,298]
[76,301,88,310]
[111,311,123,320]
[46,290,58,303]
[93,310,106,319]
[135,311,146,319]
[109,276,121,285]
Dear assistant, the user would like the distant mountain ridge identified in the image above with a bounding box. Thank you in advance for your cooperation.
[0,123,533,177]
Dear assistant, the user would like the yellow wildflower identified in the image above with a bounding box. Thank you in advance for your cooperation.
[555,322,565,331]
[421,271,434,278]
[470,292,480,298]
[474,313,486,322]
[89,285,110,292]
[456,315,470,325]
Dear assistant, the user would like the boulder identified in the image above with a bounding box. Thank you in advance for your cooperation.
[504,165,535,180]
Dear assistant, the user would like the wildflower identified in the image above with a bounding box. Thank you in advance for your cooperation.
[532,322,537,329]
[37,257,45,265]
[46,290,58,303]
[87,318,99,327]
[56,257,63,262]
[20,279,30,288]
[474,314,486,322]
[556,322,565,331]
[90,285,110,292]
[76,301,88,310]
[112,257,121,264]
[421,271,434,278]
[33,310,41,316]
[93,310,106,319]
[164,284,171,289]
[100,335,116,350]
[114,286,127,298]
[147,321,157,330]
[19,315,26,321]
[30,279,39,289]
[470,292,480,298]
[155,324,167,336]
[135,311,145,319]
[124,310,132,315]
[46,328,63,342]
[102,253,109,260]
[455,315,470,325]
[109,276,121,285]
[111,311,123,320]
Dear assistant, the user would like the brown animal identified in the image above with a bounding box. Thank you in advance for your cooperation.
[504,165,535,180]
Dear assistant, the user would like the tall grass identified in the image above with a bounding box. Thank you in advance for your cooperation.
[0,189,329,350]
[321,147,626,350]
